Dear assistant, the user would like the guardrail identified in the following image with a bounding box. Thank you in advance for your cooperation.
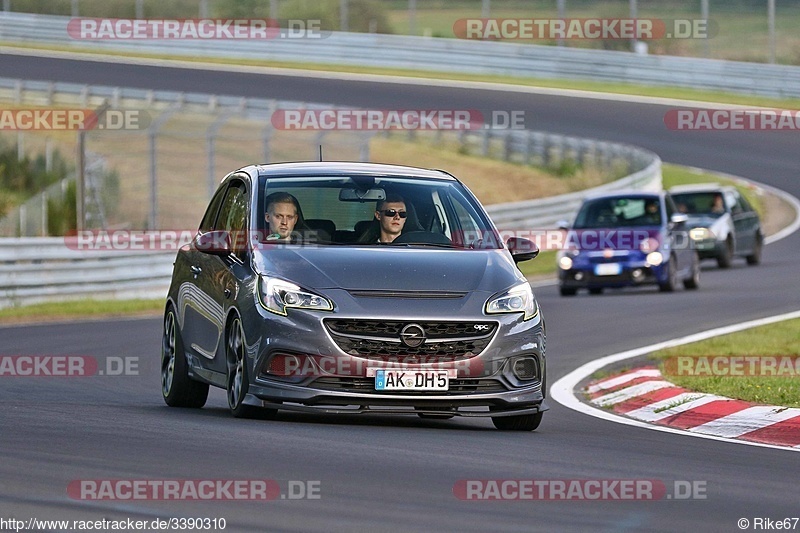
[0,238,175,307]
[0,78,660,308]
[2,12,800,98]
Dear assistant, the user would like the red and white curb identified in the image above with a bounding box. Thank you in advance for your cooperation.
[551,310,800,452]
[586,367,800,448]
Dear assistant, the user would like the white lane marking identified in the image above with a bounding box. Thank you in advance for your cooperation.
[586,368,662,394]
[626,393,722,422]
[591,380,674,407]
[551,309,800,453]
[689,406,800,438]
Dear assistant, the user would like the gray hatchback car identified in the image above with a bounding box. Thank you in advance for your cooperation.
[161,162,547,430]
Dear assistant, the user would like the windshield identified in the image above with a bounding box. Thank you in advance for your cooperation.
[573,196,662,229]
[256,175,501,249]
[671,192,725,217]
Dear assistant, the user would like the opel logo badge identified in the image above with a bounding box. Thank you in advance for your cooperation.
[400,324,426,348]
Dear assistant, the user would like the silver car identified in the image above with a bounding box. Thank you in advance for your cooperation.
[161,162,547,431]
[669,183,763,268]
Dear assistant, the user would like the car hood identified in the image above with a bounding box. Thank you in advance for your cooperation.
[684,214,728,231]
[568,228,662,251]
[252,246,521,293]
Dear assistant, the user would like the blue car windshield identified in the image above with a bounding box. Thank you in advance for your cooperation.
[257,175,501,249]
[573,197,662,228]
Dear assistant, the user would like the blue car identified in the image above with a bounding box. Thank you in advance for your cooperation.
[557,191,700,296]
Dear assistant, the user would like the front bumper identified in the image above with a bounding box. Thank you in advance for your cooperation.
[559,261,666,289]
[241,297,546,417]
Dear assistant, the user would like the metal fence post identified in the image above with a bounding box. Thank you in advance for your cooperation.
[147,104,181,229]
[207,113,234,199]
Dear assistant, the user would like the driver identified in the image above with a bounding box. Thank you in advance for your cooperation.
[374,194,407,243]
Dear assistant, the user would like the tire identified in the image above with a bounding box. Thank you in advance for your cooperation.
[658,256,678,293]
[717,237,733,269]
[588,288,603,295]
[559,287,577,297]
[226,316,276,419]
[746,233,763,266]
[492,412,543,431]
[683,252,700,290]
[161,307,209,408]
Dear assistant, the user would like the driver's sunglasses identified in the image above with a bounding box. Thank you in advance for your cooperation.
[381,209,407,218]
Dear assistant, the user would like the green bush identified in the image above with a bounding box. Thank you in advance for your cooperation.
[0,140,72,198]
[46,180,77,236]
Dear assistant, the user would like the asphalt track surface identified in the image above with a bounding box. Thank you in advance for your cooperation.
[1,53,799,532]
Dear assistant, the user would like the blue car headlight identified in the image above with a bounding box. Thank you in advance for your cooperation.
[259,275,334,316]
[485,282,539,321]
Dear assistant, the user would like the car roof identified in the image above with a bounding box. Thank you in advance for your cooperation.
[669,183,733,194]
[582,189,663,201]
[251,162,457,181]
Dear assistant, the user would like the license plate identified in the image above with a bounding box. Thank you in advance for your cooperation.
[594,263,622,276]
[372,369,450,391]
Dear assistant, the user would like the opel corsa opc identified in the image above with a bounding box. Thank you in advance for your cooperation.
[161,163,547,431]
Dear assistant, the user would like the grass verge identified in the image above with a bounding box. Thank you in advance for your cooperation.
[0,298,163,324]
[651,318,800,407]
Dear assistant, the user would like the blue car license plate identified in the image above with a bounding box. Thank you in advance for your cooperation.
[594,263,622,276]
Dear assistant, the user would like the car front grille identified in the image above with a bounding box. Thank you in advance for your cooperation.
[323,319,497,361]
[310,376,507,394]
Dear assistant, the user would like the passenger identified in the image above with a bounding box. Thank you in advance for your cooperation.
[264,192,302,242]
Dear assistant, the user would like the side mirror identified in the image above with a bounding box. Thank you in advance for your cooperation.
[194,230,232,255]
[507,237,539,263]
[670,213,688,226]
[557,219,570,231]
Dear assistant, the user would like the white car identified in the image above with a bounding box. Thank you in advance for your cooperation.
[669,184,763,268]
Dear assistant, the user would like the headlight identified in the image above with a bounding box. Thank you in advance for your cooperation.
[485,282,539,321]
[558,256,573,270]
[259,275,333,316]
[690,227,712,241]
[645,251,663,266]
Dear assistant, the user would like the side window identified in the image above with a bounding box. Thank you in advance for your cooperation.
[199,188,226,232]
[736,192,753,213]
[450,195,481,246]
[216,181,249,253]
